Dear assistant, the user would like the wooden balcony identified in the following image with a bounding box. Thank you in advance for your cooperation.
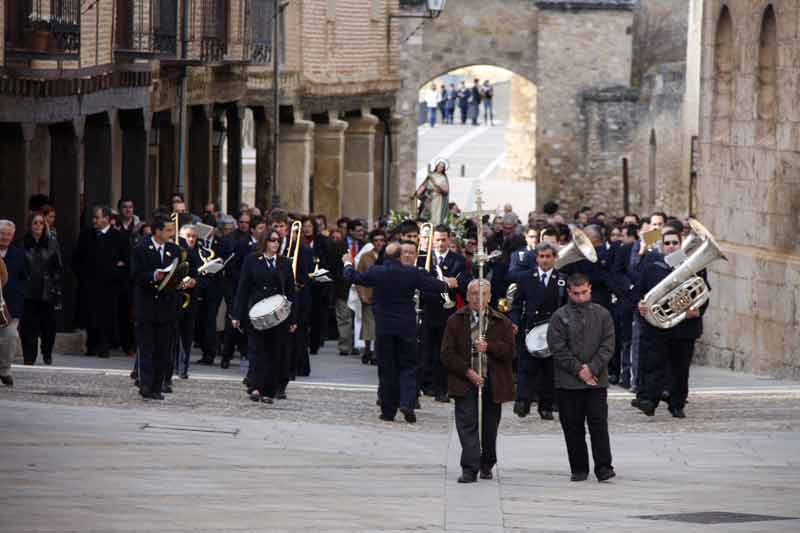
[4,0,80,61]
[114,0,179,60]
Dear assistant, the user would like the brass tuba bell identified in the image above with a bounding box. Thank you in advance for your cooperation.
[554,227,597,270]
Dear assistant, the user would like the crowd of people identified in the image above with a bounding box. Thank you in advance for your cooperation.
[422,78,495,127]
[0,192,709,482]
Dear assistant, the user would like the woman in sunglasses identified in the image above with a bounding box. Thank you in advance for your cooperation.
[232,229,298,403]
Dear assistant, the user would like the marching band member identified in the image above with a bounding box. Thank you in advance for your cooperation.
[342,241,456,423]
[547,272,616,482]
[173,224,202,380]
[131,216,183,400]
[510,242,567,420]
[441,279,516,483]
[302,216,333,355]
[418,224,469,403]
[507,226,539,282]
[232,229,298,404]
[196,220,232,366]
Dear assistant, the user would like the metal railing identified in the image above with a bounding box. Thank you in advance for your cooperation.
[115,0,178,56]
[246,0,273,64]
[200,0,228,62]
[6,0,80,54]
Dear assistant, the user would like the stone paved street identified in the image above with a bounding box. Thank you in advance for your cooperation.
[1,343,800,531]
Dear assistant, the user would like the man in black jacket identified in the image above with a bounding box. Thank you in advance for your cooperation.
[633,229,707,418]
[73,206,130,358]
[418,225,469,402]
[343,241,457,423]
[131,216,182,399]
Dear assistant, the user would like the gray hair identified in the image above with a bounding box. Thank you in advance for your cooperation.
[467,279,491,293]
[180,224,196,234]
[0,220,16,232]
[535,242,559,256]
[583,224,603,243]
[218,214,236,228]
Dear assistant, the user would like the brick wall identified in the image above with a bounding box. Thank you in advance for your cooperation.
[80,0,114,67]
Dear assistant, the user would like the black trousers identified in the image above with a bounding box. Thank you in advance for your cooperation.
[375,334,418,419]
[454,378,502,473]
[639,334,695,410]
[557,388,612,476]
[198,290,223,361]
[293,319,310,378]
[19,299,56,364]
[117,288,135,353]
[137,320,175,395]
[173,305,197,377]
[517,354,554,410]
[248,324,288,398]
[421,323,447,395]
[309,284,330,353]
[86,327,111,355]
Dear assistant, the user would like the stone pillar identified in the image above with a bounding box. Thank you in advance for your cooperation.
[49,119,84,330]
[343,113,379,222]
[253,107,274,211]
[278,119,315,213]
[83,111,114,223]
[188,105,212,214]
[120,109,152,219]
[154,110,177,208]
[211,115,225,209]
[226,105,243,213]
[373,119,386,219]
[0,123,34,228]
[389,114,403,211]
[313,116,348,224]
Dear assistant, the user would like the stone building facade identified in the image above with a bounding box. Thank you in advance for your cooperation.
[695,0,800,377]
[0,0,401,327]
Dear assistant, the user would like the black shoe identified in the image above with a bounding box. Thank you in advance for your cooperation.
[130,370,138,380]
[310,348,319,355]
[513,400,530,418]
[669,407,686,418]
[179,372,189,379]
[479,467,493,480]
[162,385,173,394]
[458,470,477,483]
[538,409,554,421]
[261,396,274,404]
[632,398,656,416]
[399,407,417,424]
[422,387,436,397]
[596,468,616,482]
[570,472,589,482]
[379,414,394,422]
[620,376,631,389]
[250,390,262,402]
[0,375,13,387]
[435,393,450,403]
[608,374,619,385]
[376,398,382,406]
[85,351,96,357]
[276,391,287,400]
[196,358,214,366]
[243,377,250,386]
[339,351,349,356]
[415,398,421,410]
[220,359,230,369]
[43,355,52,365]
[369,357,377,366]
[361,353,370,365]
[98,351,110,359]
[151,392,165,400]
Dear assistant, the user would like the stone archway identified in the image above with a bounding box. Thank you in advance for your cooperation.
[394,0,638,215]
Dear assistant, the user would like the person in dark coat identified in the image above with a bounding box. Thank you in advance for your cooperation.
[131,216,183,399]
[195,221,232,365]
[280,221,313,393]
[302,217,333,355]
[342,241,456,423]
[633,229,708,418]
[171,224,202,380]
[220,212,258,367]
[510,242,568,420]
[0,219,27,386]
[72,206,130,358]
[417,224,469,402]
[547,272,616,482]
[441,279,516,483]
[456,81,470,124]
[19,212,63,365]
[231,229,297,404]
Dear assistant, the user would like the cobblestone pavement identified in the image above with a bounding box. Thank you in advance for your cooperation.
[2,344,800,532]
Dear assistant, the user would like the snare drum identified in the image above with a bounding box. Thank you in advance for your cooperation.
[525,323,551,358]
[248,294,292,331]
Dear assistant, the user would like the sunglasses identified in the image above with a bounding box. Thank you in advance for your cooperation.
[267,238,279,243]
[663,240,680,246]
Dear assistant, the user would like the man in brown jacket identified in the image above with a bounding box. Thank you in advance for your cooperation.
[441,279,516,483]
[355,230,386,365]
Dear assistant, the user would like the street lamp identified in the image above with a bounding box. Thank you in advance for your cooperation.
[425,0,447,18]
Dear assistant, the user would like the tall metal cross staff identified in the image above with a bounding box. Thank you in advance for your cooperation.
[474,188,488,446]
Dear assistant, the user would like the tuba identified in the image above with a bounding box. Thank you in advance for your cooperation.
[498,283,517,314]
[641,218,726,329]
[554,227,597,270]
[286,220,303,285]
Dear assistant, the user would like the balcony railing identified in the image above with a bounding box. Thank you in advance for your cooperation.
[399,0,426,8]
[115,0,178,58]
[5,0,80,56]
[246,0,273,65]
[199,0,228,62]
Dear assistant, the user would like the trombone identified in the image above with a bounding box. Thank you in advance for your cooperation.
[286,220,303,283]
[171,212,193,310]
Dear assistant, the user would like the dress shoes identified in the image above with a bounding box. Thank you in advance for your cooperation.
[632,398,656,416]
[98,351,110,359]
[261,396,274,404]
[422,387,436,397]
[539,409,554,421]
[379,414,394,422]
[179,372,189,380]
[435,393,450,403]
[458,470,477,483]
[162,385,173,394]
[276,391,287,400]
[479,467,493,480]
[570,472,589,482]
[339,351,349,356]
[43,355,52,365]
[220,359,230,369]
[596,467,616,482]
[0,375,13,387]
[130,370,138,380]
[669,407,686,418]
[620,376,631,389]
[513,400,530,418]
[399,407,417,424]
[195,358,214,366]
[249,390,263,402]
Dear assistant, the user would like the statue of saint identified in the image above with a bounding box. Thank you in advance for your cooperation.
[414,161,450,225]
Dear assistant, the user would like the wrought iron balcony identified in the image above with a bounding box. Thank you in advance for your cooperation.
[199,0,228,62]
[246,0,274,65]
[4,0,80,58]
[114,0,178,59]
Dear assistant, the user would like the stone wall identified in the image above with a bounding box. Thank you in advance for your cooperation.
[535,6,634,214]
[503,75,537,182]
[696,0,800,377]
[631,62,689,217]
[631,0,692,86]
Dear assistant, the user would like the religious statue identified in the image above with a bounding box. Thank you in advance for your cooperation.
[414,160,450,225]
